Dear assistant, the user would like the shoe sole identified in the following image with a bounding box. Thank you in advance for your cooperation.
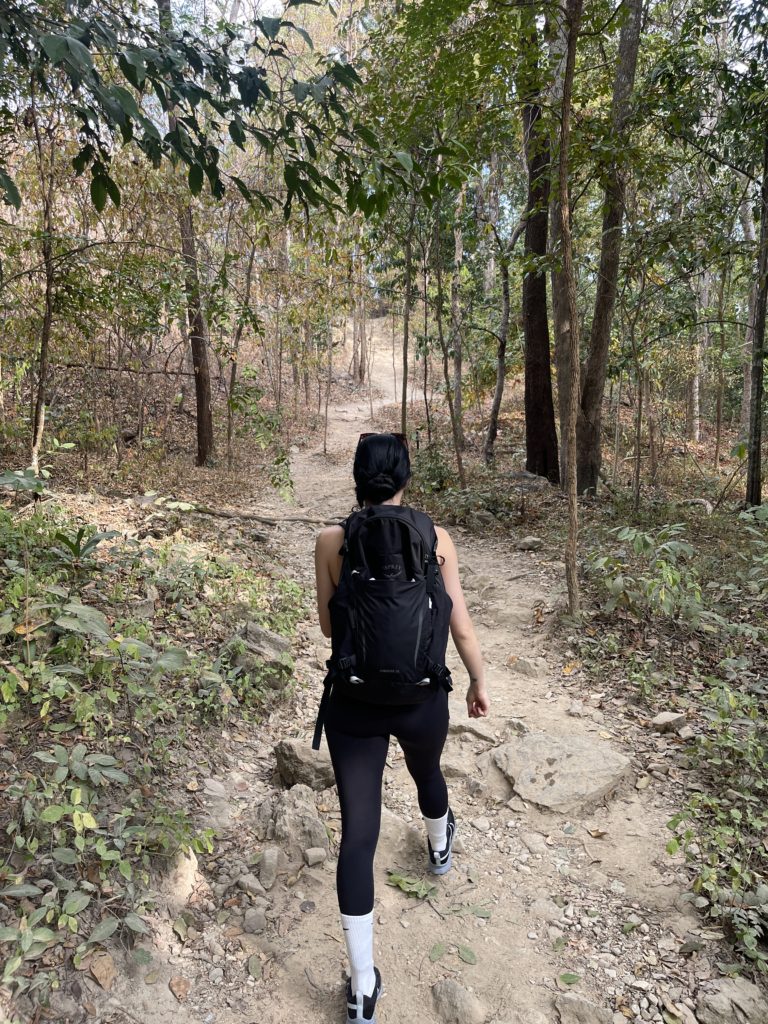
[429,850,452,875]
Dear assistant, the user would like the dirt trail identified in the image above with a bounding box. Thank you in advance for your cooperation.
[94,321,710,1024]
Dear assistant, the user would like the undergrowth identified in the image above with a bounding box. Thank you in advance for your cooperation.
[582,505,768,973]
[0,502,303,1008]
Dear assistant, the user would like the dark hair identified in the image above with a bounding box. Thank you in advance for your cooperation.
[353,433,411,506]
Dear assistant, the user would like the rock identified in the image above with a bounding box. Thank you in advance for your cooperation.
[274,738,335,791]
[511,470,551,493]
[233,621,292,690]
[165,848,198,914]
[530,898,562,923]
[506,656,548,678]
[47,991,82,1023]
[169,976,192,1002]
[472,816,491,832]
[696,977,768,1024]
[554,993,614,1024]
[377,807,424,861]
[432,978,487,1024]
[259,848,280,890]
[520,832,548,856]
[678,725,696,741]
[243,908,267,934]
[304,847,327,866]
[492,731,631,813]
[649,711,686,733]
[271,785,329,853]
[208,967,224,985]
[568,700,586,717]
[203,777,227,797]
[516,535,544,551]
[237,873,265,897]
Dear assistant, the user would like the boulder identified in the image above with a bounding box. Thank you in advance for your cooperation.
[432,979,487,1024]
[259,847,280,890]
[272,785,329,854]
[233,621,293,689]
[492,731,631,813]
[554,993,614,1024]
[696,977,768,1024]
[274,738,335,791]
[516,535,544,551]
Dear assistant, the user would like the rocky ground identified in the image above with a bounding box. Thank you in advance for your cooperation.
[44,322,768,1024]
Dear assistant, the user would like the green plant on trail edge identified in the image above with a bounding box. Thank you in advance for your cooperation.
[0,504,300,1005]
[667,684,768,972]
[584,511,768,973]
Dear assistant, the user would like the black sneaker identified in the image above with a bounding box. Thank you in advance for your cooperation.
[345,966,382,1023]
[427,808,456,875]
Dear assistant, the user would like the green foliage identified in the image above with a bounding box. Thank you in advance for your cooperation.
[589,524,720,630]
[667,683,768,971]
[0,504,300,1001]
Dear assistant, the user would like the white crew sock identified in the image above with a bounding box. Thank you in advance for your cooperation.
[341,911,376,998]
[423,809,449,852]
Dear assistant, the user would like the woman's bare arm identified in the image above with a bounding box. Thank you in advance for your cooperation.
[435,526,489,718]
[314,526,344,638]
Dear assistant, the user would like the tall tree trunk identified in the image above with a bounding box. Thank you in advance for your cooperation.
[687,268,711,442]
[401,196,416,436]
[483,257,511,463]
[29,83,55,476]
[739,198,758,437]
[520,19,559,483]
[157,0,215,466]
[559,0,584,615]
[746,131,768,508]
[227,241,258,469]
[451,186,465,449]
[434,211,467,488]
[575,0,643,494]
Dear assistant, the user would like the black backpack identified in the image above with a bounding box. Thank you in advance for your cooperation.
[312,505,453,749]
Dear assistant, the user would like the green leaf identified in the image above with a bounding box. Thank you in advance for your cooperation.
[0,926,19,942]
[666,838,680,855]
[104,175,121,209]
[124,913,149,934]
[90,176,107,213]
[1,884,43,898]
[259,16,282,39]
[40,805,68,824]
[87,917,119,945]
[394,151,413,173]
[188,164,204,196]
[62,892,91,916]
[132,947,153,965]
[52,847,79,865]
[0,169,21,210]
[429,942,446,962]
[386,871,436,900]
[40,35,69,63]
[457,945,477,964]
[558,972,581,987]
[65,37,94,72]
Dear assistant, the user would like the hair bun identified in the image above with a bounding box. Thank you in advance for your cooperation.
[368,472,394,488]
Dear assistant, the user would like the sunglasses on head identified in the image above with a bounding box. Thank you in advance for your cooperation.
[358,431,408,448]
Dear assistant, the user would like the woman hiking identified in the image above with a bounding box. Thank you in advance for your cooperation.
[313,432,489,1024]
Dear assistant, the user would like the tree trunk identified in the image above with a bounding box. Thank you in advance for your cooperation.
[157,0,214,467]
[746,131,768,508]
[520,19,559,484]
[401,196,416,436]
[575,0,643,494]
[451,186,465,449]
[687,269,711,442]
[434,211,467,488]
[227,241,258,469]
[483,257,511,464]
[739,198,758,437]
[29,84,55,476]
[559,0,584,615]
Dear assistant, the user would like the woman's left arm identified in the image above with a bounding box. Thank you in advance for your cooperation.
[314,527,341,637]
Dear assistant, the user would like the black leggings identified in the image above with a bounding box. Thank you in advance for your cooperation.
[324,687,450,917]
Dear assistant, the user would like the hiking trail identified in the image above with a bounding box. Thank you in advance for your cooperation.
[83,320,747,1024]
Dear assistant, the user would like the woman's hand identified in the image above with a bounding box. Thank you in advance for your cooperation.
[466,680,489,719]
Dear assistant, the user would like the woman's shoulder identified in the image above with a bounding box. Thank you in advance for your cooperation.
[434,524,456,557]
[316,523,345,553]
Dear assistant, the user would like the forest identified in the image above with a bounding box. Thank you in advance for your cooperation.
[0,1,767,1023]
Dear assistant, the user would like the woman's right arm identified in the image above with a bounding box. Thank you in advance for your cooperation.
[435,527,489,719]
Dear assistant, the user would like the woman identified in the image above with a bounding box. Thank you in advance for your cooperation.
[314,432,488,1023]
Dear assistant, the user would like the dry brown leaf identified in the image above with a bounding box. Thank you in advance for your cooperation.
[90,953,117,991]
[169,975,192,1002]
